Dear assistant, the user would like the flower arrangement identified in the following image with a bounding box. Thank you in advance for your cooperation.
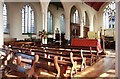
[38,30,47,39]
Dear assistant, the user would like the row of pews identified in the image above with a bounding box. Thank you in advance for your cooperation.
[0,41,105,78]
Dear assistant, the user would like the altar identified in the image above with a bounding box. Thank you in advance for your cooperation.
[71,38,102,50]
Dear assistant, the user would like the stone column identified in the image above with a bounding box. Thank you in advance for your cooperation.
[65,17,70,42]
[80,19,83,37]
[41,10,47,44]
[43,11,47,32]
[40,1,48,44]
[89,16,93,31]
[0,1,3,48]
[116,2,120,78]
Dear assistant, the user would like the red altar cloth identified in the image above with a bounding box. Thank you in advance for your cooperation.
[71,38,101,49]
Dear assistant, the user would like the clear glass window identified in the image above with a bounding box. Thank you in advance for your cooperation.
[47,11,53,33]
[22,4,35,33]
[3,3,8,33]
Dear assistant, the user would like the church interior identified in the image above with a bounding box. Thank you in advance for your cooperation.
[0,0,118,78]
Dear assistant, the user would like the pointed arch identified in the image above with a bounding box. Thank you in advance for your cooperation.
[83,11,90,38]
[70,6,80,38]
[47,0,65,34]
[103,1,116,29]
[70,6,80,24]
[83,11,89,26]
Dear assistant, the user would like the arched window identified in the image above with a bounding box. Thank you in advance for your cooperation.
[60,14,65,33]
[71,6,80,24]
[103,1,116,29]
[22,4,35,33]
[73,9,79,24]
[83,11,89,26]
[3,3,8,33]
[47,11,53,33]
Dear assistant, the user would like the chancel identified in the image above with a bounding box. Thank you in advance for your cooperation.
[0,0,119,78]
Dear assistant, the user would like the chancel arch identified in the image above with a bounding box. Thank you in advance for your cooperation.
[70,6,80,38]
[47,0,65,44]
[47,0,64,33]
[83,11,89,38]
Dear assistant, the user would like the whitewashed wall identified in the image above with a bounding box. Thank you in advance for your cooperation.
[3,1,98,41]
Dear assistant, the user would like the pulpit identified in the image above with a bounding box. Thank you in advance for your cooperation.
[55,33,65,45]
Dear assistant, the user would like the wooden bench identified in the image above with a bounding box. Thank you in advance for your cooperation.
[9,43,94,67]
[0,45,14,69]
[4,47,62,77]
[34,56,61,77]
[4,42,103,77]
[31,49,83,77]
[8,42,101,65]
[11,46,78,77]
[40,44,100,65]
[4,49,39,78]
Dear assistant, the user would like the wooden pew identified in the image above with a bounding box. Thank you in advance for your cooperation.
[0,45,14,70]
[41,43,102,65]
[31,49,84,77]
[8,42,101,66]
[9,43,97,66]
[3,49,39,78]
[4,47,61,78]
[34,56,61,77]
[4,42,103,77]
[11,46,79,77]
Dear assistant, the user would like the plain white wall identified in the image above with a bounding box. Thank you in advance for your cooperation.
[3,1,103,41]
[4,2,42,40]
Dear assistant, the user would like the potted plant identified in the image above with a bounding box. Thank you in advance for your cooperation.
[38,30,47,44]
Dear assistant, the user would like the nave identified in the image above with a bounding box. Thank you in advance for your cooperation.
[0,0,118,78]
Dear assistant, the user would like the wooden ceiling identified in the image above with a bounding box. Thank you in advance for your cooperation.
[85,2,105,11]
[49,1,105,11]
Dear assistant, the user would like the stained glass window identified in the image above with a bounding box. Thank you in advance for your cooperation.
[103,1,116,29]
